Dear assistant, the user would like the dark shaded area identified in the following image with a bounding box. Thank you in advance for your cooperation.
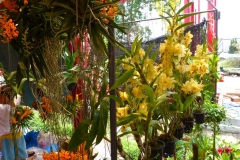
[0,42,35,107]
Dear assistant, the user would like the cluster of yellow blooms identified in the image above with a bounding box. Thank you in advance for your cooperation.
[158,28,209,96]
[117,13,210,125]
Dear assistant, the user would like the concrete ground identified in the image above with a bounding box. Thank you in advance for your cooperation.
[215,76,240,142]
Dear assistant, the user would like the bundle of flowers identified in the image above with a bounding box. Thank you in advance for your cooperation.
[39,96,52,120]
[0,0,24,43]
[11,105,34,131]
[63,94,82,117]
[42,150,88,160]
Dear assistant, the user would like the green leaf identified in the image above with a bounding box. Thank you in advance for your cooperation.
[98,76,107,101]
[154,92,169,109]
[55,24,76,38]
[96,102,109,144]
[172,69,182,86]
[134,38,143,55]
[150,50,159,62]
[174,22,194,32]
[110,68,135,90]
[149,120,163,131]
[89,25,107,55]
[45,9,68,17]
[221,153,230,160]
[40,1,76,13]
[176,2,193,15]
[131,37,138,55]
[144,42,155,60]
[85,111,100,150]
[117,131,144,138]
[105,95,123,106]
[36,51,51,75]
[6,71,16,81]
[183,95,195,111]
[68,119,91,151]
[160,15,172,26]
[178,13,198,22]
[117,113,145,126]
[143,85,154,105]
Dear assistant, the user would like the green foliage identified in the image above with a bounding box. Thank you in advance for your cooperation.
[61,47,79,85]
[68,57,133,151]
[2,0,125,85]
[0,62,33,96]
[228,38,239,54]
[203,102,226,124]
[218,58,240,68]
[167,139,193,160]
[27,111,74,137]
[192,133,213,160]
[115,0,153,42]
[121,136,140,160]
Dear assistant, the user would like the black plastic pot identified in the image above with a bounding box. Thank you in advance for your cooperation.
[193,112,206,124]
[174,126,185,139]
[182,119,194,133]
[67,82,77,91]
[163,139,177,158]
[150,144,164,160]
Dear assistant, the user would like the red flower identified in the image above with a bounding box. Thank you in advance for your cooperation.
[225,147,233,154]
[216,148,224,154]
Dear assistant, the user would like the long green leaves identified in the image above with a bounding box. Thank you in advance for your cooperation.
[68,119,91,151]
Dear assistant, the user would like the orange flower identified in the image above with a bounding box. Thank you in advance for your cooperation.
[66,94,73,103]
[0,15,19,43]
[3,0,19,13]
[42,150,88,160]
[11,117,17,124]
[41,97,50,105]
[24,0,28,5]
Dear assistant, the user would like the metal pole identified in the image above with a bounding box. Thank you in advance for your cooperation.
[119,10,216,25]
[206,0,220,104]
[108,27,117,160]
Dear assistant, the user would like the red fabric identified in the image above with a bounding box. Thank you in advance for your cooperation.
[68,32,89,129]
[207,0,217,51]
[184,0,195,23]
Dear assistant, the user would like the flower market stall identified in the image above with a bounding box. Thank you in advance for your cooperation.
[1,0,240,160]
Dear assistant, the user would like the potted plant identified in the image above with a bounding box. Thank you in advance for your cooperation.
[155,1,209,150]
[193,96,206,124]
[115,37,169,159]
[62,47,79,91]
[174,121,185,139]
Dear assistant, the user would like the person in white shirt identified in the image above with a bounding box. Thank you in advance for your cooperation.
[0,85,28,160]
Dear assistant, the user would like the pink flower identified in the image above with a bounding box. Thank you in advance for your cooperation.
[225,147,233,154]
[0,70,3,76]
[216,148,224,154]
